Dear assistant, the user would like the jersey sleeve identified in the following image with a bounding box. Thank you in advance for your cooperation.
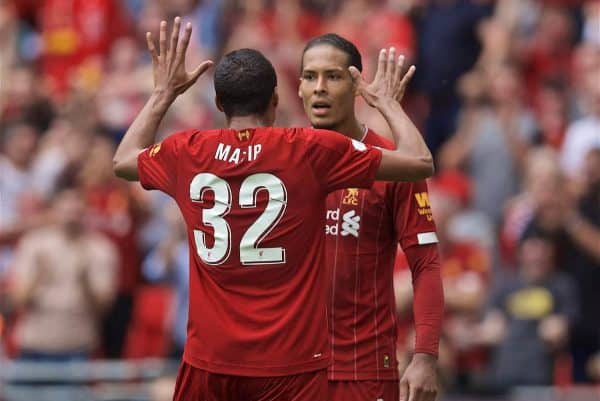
[391,180,439,250]
[137,133,182,196]
[305,129,382,193]
[392,180,443,356]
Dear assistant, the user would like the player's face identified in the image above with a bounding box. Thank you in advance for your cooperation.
[299,45,356,130]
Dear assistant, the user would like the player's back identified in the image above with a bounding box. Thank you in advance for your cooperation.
[137,126,382,377]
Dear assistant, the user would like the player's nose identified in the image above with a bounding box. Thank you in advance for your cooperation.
[314,76,327,94]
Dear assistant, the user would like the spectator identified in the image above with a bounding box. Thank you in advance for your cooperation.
[439,63,537,225]
[471,225,579,391]
[32,0,131,100]
[560,66,600,179]
[414,0,493,155]
[8,184,117,361]
[501,147,563,266]
[142,204,189,359]
[78,136,147,358]
[563,147,600,382]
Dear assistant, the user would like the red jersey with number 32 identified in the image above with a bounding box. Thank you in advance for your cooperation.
[137,127,382,377]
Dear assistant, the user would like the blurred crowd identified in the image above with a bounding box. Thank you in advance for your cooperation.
[0,0,599,397]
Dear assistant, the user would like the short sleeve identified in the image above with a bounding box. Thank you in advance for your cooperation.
[392,180,438,249]
[137,133,182,196]
[306,129,382,193]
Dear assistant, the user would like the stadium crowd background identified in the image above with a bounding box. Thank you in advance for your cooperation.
[0,0,599,399]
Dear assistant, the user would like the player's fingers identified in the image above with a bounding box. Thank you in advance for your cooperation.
[424,389,437,401]
[159,20,167,58]
[393,54,405,90]
[407,385,419,401]
[373,48,387,83]
[348,66,362,83]
[399,379,409,401]
[387,47,396,84]
[176,22,193,67]
[168,17,181,63]
[400,65,416,90]
[189,60,214,82]
[146,32,158,63]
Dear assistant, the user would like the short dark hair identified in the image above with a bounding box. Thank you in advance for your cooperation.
[301,33,362,72]
[214,48,277,118]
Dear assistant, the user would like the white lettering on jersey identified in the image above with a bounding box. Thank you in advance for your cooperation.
[325,208,339,236]
[340,210,360,237]
[215,143,231,161]
[215,143,263,164]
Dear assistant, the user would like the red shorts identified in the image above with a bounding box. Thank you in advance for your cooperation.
[328,380,399,401]
[173,361,327,401]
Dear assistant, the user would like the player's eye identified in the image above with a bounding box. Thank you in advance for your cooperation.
[302,73,316,81]
[328,73,342,81]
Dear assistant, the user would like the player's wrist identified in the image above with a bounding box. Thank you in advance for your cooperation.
[412,352,438,365]
[374,97,401,113]
[151,88,177,108]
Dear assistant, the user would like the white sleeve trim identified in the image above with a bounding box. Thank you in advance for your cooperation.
[417,232,439,245]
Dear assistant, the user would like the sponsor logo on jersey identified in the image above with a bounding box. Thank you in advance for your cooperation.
[325,208,361,238]
[342,188,360,205]
[341,210,360,237]
[414,192,433,221]
[149,143,161,157]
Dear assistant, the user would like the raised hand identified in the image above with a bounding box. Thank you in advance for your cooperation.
[146,17,213,100]
[349,47,415,108]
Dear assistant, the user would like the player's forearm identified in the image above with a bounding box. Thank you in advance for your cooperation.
[405,245,444,356]
[377,100,433,175]
[113,90,175,180]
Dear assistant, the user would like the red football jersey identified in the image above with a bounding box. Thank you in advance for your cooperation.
[325,129,438,381]
[137,127,382,377]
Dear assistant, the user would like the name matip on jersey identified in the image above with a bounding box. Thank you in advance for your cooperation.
[137,127,382,377]
[325,129,439,381]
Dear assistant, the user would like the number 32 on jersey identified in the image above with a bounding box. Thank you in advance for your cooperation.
[190,173,287,266]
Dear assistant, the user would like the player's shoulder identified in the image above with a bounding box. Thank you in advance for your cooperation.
[363,129,395,150]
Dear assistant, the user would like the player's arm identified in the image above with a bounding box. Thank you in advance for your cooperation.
[112,17,212,181]
[392,182,443,401]
[349,48,433,181]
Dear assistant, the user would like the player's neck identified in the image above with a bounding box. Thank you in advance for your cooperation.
[228,115,270,131]
[333,117,366,142]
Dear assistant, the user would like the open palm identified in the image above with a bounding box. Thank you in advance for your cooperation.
[349,47,415,108]
[146,17,213,100]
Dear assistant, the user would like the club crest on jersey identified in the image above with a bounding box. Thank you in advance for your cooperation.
[343,188,360,205]
[414,192,433,221]
[237,130,251,141]
[149,143,161,157]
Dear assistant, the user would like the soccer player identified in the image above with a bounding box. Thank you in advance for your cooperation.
[299,34,444,401]
[113,19,433,400]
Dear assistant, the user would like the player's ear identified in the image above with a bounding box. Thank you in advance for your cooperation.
[215,95,224,112]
